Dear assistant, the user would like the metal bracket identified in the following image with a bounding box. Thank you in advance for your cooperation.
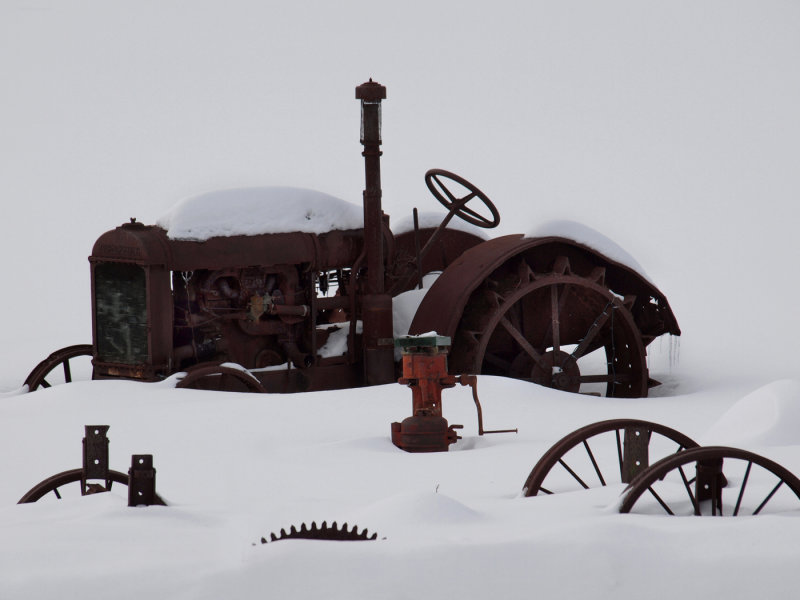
[622,426,651,483]
[82,425,110,491]
[128,454,157,507]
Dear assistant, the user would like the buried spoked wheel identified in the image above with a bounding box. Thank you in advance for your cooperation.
[19,468,130,503]
[523,419,699,496]
[176,362,267,393]
[618,446,800,516]
[23,344,93,392]
[18,468,167,505]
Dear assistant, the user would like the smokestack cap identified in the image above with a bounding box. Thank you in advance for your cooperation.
[355,79,386,101]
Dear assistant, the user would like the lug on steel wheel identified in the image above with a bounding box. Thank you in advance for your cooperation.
[618,446,800,516]
[523,419,699,496]
[176,362,267,393]
[452,257,648,397]
[23,344,93,392]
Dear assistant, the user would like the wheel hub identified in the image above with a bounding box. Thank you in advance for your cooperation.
[515,350,580,393]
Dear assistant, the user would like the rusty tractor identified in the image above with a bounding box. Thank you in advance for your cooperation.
[22,79,680,397]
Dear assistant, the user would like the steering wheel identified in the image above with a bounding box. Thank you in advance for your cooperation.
[424,169,500,229]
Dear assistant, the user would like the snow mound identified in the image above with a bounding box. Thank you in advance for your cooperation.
[702,379,800,447]
[355,491,484,528]
[527,220,649,281]
[157,187,363,240]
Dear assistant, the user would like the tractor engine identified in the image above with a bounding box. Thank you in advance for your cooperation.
[172,264,313,371]
[89,220,364,391]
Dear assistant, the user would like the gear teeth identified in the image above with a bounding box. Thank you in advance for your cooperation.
[260,520,380,544]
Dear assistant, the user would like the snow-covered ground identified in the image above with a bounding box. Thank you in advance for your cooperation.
[2,1,799,598]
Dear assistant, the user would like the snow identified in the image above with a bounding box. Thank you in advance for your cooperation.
[157,187,364,240]
[4,377,800,599]
[2,1,800,598]
[702,380,800,447]
[528,220,651,281]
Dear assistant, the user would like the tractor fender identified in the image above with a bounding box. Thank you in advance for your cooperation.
[409,234,680,342]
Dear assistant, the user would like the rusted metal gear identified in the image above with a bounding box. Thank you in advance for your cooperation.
[261,521,378,543]
[23,344,93,392]
[522,419,700,497]
[176,361,267,393]
[618,446,800,516]
[451,257,649,397]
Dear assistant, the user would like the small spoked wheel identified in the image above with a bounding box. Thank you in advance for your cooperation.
[425,169,500,229]
[176,362,267,393]
[523,419,699,496]
[19,468,128,503]
[618,446,800,516]
[18,468,167,504]
[23,344,93,392]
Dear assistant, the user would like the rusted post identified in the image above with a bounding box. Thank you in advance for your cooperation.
[621,426,651,483]
[695,456,725,515]
[82,425,110,481]
[356,79,394,385]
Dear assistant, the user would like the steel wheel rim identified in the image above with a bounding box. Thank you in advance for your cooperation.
[462,272,648,397]
[523,419,700,496]
[619,446,800,516]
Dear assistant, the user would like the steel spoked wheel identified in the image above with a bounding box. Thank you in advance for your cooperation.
[523,419,699,496]
[18,468,129,503]
[618,446,800,516]
[23,344,93,392]
[176,362,267,393]
[452,257,648,397]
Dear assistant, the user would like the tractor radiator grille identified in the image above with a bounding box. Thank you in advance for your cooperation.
[94,263,149,364]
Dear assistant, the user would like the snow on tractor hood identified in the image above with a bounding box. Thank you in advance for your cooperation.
[157,187,364,241]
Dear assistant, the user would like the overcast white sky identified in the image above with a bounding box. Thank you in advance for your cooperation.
[1,0,798,386]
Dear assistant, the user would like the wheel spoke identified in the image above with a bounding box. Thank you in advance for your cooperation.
[499,316,548,371]
[53,488,62,500]
[753,481,784,516]
[484,352,512,371]
[63,360,72,383]
[453,191,479,208]
[431,174,458,204]
[616,429,624,480]
[678,465,699,515]
[550,285,561,354]
[455,200,490,224]
[647,486,675,515]
[41,379,51,389]
[570,302,614,360]
[583,440,606,486]
[733,462,752,516]
[558,459,590,489]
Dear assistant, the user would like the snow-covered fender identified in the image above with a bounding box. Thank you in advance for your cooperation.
[409,233,680,346]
